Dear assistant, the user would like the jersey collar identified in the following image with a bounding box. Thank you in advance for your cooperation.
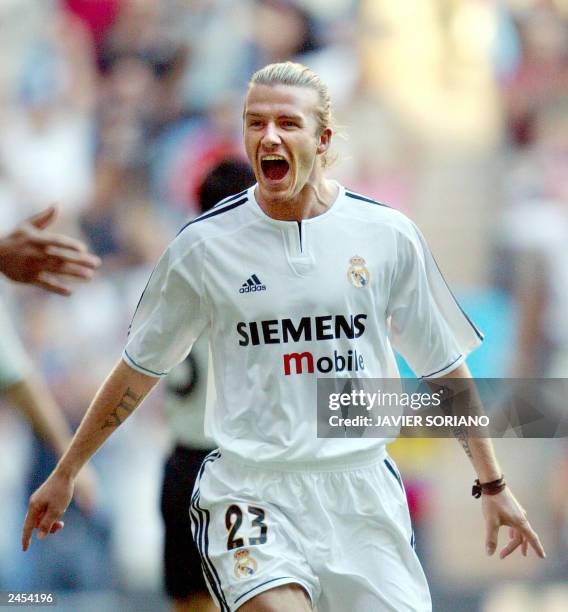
[246,182,345,225]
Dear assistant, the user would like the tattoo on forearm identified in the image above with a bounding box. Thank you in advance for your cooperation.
[101,387,142,430]
[452,424,473,459]
[435,383,474,459]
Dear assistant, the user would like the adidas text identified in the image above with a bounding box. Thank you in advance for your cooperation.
[239,284,267,294]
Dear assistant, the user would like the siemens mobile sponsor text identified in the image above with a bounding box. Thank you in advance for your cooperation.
[236,313,368,375]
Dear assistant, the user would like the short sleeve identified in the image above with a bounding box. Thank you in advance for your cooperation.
[123,238,209,377]
[386,222,483,378]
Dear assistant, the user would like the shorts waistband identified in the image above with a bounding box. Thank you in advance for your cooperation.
[219,446,387,473]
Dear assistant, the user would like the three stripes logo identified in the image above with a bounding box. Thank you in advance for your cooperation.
[239,274,267,294]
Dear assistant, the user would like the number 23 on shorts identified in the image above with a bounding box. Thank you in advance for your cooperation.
[225,504,268,550]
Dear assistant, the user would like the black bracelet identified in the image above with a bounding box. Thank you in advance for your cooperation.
[472,476,506,499]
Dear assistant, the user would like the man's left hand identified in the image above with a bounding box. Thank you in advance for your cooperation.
[482,487,545,559]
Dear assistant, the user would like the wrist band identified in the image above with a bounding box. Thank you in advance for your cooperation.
[472,476,506,499]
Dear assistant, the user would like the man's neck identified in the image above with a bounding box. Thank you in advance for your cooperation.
[256,178,338,221]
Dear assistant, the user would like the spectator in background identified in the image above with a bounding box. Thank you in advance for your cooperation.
[80,52,158,262]
[62,0,123,70]
[81,49,176,265]
[176,0,251,115]
[503,4,568,148]
[81,0,188,262]
[500,96,568,378]
[247,0,321,68]
[160,158,254,612]
[98,0,187,126]
[0,7,95,224]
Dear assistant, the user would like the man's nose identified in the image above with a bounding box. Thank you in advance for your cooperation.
[261,122,281,147]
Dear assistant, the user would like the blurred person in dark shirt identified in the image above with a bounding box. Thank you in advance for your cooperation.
[160,158,254,612]
[98,0,187,125]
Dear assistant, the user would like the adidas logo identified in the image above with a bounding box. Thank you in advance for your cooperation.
[239,274,267,294]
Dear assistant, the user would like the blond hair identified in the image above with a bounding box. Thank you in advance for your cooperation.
[247,62,336,167]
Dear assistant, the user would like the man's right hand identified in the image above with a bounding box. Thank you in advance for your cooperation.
[22,470,75,551]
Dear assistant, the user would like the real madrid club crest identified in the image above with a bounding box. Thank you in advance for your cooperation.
[347,256,370,288]
[234,549,258,579]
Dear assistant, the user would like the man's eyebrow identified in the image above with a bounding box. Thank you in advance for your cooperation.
[280,114,304,122]
[244,111,305,121]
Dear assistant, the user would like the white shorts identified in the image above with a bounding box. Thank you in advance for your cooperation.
[190,450,431,612]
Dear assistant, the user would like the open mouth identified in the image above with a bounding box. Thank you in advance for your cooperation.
[260,155,289,181]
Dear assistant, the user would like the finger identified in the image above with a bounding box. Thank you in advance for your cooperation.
[520,522,546,559]
[44,246,101,269]
[41,261,96,281]
[522,536,528,557]
[50,521,64,534]
[28,206,57,230]
[33,274,73,297]
[500,531,523,559]
[22,505,44,551]
[31,232,89,253]
[485,521,500,556]
[37,509,63,540]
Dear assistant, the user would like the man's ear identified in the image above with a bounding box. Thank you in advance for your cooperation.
[317,127,332,155]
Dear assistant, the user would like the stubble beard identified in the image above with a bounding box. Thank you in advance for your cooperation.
[258,160,299,204]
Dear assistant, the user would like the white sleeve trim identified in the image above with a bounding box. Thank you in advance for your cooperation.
[420,353,466,379]
[122,350,167,378]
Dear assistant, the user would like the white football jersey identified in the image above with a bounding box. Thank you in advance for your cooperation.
[124,184,482,467]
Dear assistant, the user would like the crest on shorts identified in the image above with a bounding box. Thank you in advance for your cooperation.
[347,256,370,288]
[234,548,257,578]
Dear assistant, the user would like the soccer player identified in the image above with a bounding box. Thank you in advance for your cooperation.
[22,63,545,612]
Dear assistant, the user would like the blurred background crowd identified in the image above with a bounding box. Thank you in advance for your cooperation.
[0,0,567,610]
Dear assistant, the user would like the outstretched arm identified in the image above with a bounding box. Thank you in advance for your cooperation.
[436,363,545,560]
[0,206,100,296]
[21,359,159,550]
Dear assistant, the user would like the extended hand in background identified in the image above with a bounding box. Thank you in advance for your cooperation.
[0,206,101,295]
